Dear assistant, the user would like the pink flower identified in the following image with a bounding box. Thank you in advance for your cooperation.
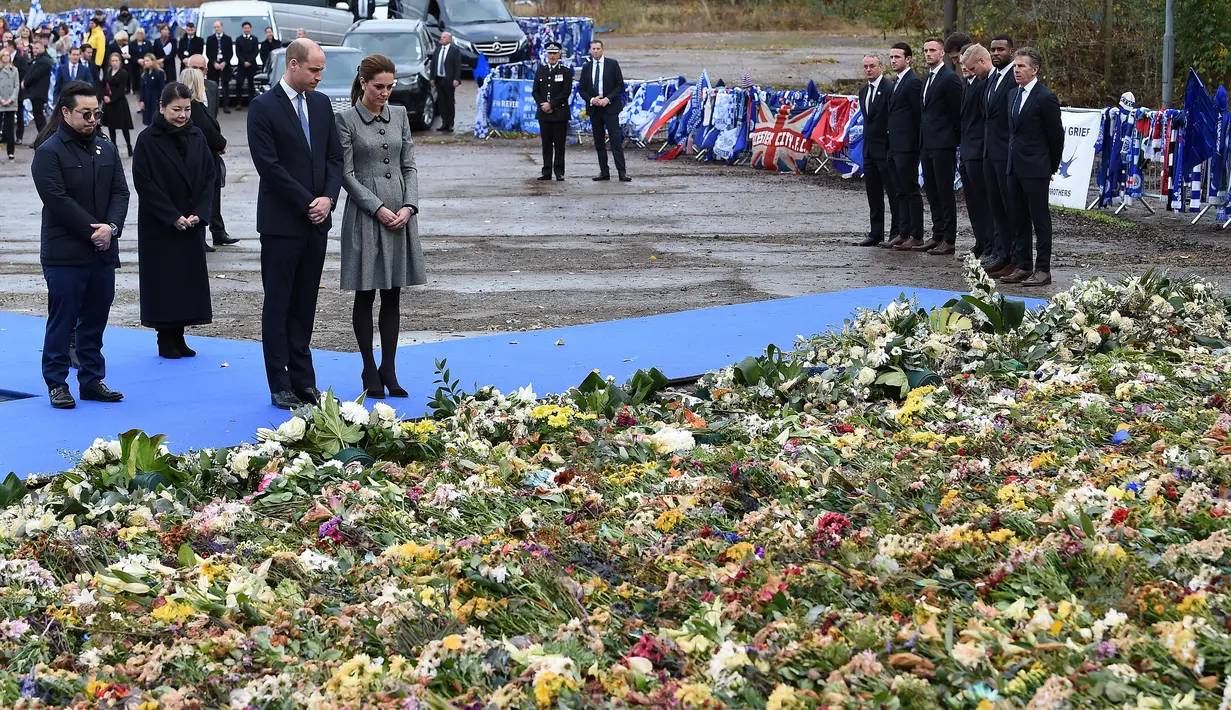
[812,512,852,552]
[257,470,279,493]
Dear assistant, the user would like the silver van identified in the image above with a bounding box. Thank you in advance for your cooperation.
[198,0,355,61]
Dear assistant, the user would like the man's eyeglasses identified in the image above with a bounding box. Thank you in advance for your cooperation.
[75,109,103,120]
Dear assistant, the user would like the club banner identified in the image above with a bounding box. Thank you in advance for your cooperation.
[750,101,815,174]
[487,79,522,133]
[1050,109,1102,209]
[519,81,541,135]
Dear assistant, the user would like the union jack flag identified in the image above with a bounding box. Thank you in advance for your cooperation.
[749,102,815,173]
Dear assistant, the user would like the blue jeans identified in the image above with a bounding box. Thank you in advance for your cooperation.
[42,260,115,390]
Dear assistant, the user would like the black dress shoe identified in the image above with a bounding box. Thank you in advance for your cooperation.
[176,333,197,358]
[271,391,302,410]
[80,382,123,402]
[537,174,553,181]
[556,175,565,181]
[157,332,182,359]
[593,174,610,181]
[362,366,385,400]
[379,365,408,398]
[213,234,240,246]
[49,385,76,410]
[618,174,632,182]
[854,235,882,247]
[204,243,217,253]
[295,387,322,406]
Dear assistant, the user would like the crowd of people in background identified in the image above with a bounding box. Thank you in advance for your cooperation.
[856,33,1065,287]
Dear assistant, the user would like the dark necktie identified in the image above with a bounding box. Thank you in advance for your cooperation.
[923,71,935,103]
[1012,87,1024,122]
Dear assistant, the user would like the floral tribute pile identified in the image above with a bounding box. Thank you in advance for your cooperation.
[2,260,1231,710]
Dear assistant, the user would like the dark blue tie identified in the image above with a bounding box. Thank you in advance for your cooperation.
[1012,87,1024,122]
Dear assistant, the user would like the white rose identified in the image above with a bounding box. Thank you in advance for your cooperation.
[340,402,369,426]
[370,403,398,428]
[81,446,105,467]
[277,416,307,442]
[106,440,123,459]
[230,451,253,477]
[649,426,695,454]
[856,367,876,386]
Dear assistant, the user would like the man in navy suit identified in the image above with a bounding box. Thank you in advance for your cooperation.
[1000,46,1064,288]
[54,46,88,102]
[246,39,343,409]
[958,43,993,260]
[883,42,924,251]
[854,52,897,246]
[578,40,630,182]
[916,37,963,255]
[981,35,1017,277]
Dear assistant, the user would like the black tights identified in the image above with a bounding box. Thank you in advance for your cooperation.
[353,288,401,375]
[108,128,131,151]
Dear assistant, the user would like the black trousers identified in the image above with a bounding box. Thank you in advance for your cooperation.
[960,158,993,255]
[888,151,923,240]
[42,260,115,390]
[1006,174,1052,272]
[540,121,567,177]
[589,109,625,176]
[435,79,455,129]
[234,65,256,105]
[208,66,232,107]
[30,97,48,135]
[15,90,24,141]
[209,156,226,239]
[863,154,900,240]
[983,158,1011,265]
[1,112,15,156]
[921,148,957,243]
[260,232,327,394]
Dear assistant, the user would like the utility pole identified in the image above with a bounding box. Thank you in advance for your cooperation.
[1162,0,1175,107]
[944,0,957,35]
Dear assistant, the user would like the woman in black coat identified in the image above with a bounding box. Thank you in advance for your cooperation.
[101,52,134,155]
[179,67,228,252]
[132,82,217,359]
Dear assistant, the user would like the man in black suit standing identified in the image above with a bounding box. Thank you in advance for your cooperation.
[177,22,204,78]
[430,32,461,132]
[234,22,260,108]
[578,40,630,182]
[981,34,1017,276]
[958,43,993,260]
[854,52,897,247]
[246,39,343,409]
[916,37,962,256]
[351,0,376,22]
[883,42,923,251]
[206,21,234,114]
[1001,46,1064,287]
[533,41,573,181]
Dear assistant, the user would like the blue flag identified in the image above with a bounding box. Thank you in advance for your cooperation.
[1183,68,1218,169]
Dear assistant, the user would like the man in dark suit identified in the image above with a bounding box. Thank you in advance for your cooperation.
[206,21,234,114]
[186,54,220,119]
[883,42,924,251]
[31,81,129,409]
[351,0,376,22]
[533,41,573,181]
[1001,46,1064,287]
[854,52,897,247]
[22,40,54,134]
[430,31,461,132]
[578,39,630,182]
[177,22,204,74]
[234,22,260,107]
[958,43,993,259]
[247,39,343,409]
[982,34,1017,276]
[54,46,88,102]
[916,37,963,255]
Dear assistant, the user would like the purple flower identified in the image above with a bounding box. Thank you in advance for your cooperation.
[1095,641,1117,659]
[319,517,344,542]
[19,674,35,698]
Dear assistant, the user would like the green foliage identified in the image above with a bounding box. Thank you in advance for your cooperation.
[428,358,466,419]
[732,344,807,409]
[1175,0,1231,91]
[0,473,27,509]
[571,367,669,418]
[306,391,365,458]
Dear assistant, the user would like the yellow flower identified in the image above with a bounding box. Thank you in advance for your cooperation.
[1177,592,1207,614]
[654,509,687,533]
[674,682,713,708]
[1029,452,1057,471]
[988,529,1016,543]
[138,702,159,710]
[726,541,757,560]
[401,419,438,443]
[767,683,802,710]
[533,670,577,708]
[151,599,195,625]
[384,541,439,563]
[546,412,570,428]
[86,678,107,697]
[442,634,463,651]
[977,701,994,710]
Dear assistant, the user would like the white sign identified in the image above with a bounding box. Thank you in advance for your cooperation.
[1049,109,1102,209]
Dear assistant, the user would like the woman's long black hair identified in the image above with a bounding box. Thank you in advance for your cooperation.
[32,80,99,149]
[160,81,194,107]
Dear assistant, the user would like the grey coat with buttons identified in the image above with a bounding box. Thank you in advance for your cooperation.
[337,102,425,291]
[0,65,20,113]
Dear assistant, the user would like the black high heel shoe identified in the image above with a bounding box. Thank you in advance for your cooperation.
[157,332,181,359]
[379,365,408,398]
[362,365,385,400]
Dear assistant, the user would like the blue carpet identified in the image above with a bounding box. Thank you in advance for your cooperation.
[0,287,1019,478]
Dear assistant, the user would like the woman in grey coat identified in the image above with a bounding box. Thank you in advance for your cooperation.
[0,51,19,160]
[338,53,425,400]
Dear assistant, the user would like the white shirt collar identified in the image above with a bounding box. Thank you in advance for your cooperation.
[280,78,301,103]
[868,75,881,91]
[1021,77,1038,95]
[928,63,943,75]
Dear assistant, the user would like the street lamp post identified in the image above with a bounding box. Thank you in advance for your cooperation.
[1162,0,1175,107]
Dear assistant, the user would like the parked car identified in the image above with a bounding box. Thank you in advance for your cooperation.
[255,45,364,114]
[394,0,530,71]
[198,0,355,61]
[341,19,437,129]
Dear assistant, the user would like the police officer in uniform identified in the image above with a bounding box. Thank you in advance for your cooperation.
[533,41,573,181]
[31,80,130,409]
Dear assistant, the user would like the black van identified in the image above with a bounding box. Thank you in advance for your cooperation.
[393,0,530,71]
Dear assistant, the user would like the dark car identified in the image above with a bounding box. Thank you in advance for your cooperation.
[394,0,530,71]
[342,19,437,129]
[255,45,365,114]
